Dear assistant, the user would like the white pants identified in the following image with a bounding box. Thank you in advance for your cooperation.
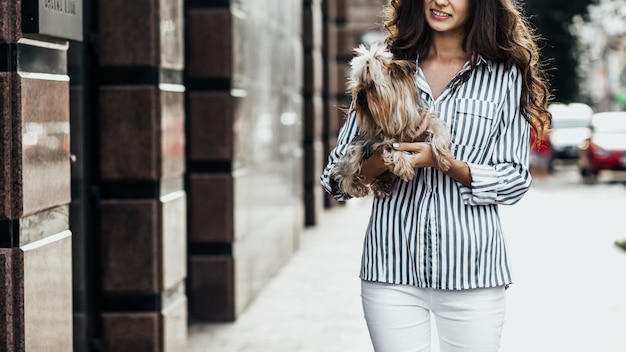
[361,280,506,352]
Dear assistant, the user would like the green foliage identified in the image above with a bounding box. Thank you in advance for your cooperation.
[521,0,597,103]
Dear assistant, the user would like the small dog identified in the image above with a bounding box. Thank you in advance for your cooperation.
[331,43,453,198]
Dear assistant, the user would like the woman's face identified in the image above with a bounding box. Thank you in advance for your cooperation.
[423,0,471,35]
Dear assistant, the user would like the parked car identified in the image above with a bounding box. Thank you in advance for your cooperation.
[577,111,626,183]
[548,102,593,167]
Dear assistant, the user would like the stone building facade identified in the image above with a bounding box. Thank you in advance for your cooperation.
[0,0,364,350]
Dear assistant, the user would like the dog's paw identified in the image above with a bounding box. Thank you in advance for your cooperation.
[372,186,392,198]
[393,153,415,181]
[430,142,454,172]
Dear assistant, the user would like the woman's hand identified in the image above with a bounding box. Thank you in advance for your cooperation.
[392,142,473,187]
[392,142,439,169]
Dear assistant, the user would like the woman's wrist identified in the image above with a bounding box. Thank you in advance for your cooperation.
[443,158,472,187]
[361,152,389,182]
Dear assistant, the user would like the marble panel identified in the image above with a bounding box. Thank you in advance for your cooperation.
[187,91,233,162]
[17,42,68,76]
[160,89,185,178]
[98,0,159,67]
[100,200,159,294]
[186,9,232,79]
[230,7,247,88]
[20,76,71,216]
[230,0,304,250]
[188,255,234,321]
[188,173,233,244]
[99,86,159,180]
[102,312,160,352]
[22,232,73,352]
[159,0,184,70]
[162,289,187,352]
[19,205,69,246]
[233,200,301,316]
[161,190,186,290]
[0,248,24,352]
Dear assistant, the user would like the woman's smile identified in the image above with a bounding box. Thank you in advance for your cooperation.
[431,9,451,19]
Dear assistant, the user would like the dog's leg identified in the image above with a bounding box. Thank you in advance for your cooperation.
[370,171,398,197]
[330,143,370,197]
[427,120,454,171]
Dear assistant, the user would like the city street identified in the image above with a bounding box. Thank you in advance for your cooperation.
[187,162,626,352]
[500,162,626,352]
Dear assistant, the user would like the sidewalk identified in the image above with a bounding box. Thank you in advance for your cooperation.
[186,197,376,352]
[186,180,626,352]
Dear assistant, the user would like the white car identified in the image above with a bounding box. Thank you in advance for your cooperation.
[548,103,593,163]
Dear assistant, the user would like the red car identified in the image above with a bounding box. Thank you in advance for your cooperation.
[578,111,626,183]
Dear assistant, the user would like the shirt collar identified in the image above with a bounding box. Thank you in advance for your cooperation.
[475,54,493,72]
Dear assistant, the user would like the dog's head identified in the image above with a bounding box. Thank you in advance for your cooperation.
[348,43,420,138]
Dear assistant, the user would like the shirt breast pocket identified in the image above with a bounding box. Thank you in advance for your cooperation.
[451,98,497,148]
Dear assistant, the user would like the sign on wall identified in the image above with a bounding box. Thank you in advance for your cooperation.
[22,0,83,41]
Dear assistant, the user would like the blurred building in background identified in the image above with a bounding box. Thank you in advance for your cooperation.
[0,0,389,351]
[348,0,386,44]
[572,0,626,111]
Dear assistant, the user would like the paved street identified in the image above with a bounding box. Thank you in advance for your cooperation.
[499,165,626,352]
[187,164,626,352]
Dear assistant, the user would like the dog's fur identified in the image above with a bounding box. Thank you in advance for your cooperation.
[331,43,454,198]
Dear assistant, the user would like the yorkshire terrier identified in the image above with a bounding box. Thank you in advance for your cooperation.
[331,43,453,198]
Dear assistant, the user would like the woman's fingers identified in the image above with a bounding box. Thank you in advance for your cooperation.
[392,142,435,168]
[392,142,424,152]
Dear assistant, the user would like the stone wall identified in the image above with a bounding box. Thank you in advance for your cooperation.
[0,0,73,350]
[185,0,304,321]
[95,0,188,350]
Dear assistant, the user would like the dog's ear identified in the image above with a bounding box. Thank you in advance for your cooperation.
[356,90,368,106]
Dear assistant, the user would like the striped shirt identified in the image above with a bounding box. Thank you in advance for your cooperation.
[320,56,532,290]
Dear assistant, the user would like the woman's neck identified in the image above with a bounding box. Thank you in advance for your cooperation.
[426,32,469,62]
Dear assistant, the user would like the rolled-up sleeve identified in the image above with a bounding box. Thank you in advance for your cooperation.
[320,108,360,201]
[459,67,532,206]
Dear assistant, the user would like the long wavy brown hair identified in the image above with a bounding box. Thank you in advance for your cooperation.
[382,0,552,139]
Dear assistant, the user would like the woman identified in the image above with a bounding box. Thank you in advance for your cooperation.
[320,0,552,351]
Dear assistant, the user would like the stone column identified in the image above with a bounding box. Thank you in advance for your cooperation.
[347,0,387,44]
[186,1,303,321]
[322,0,354,208]
[0,1,74,351]
[303,0,325,226]
[96,0,187,350]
